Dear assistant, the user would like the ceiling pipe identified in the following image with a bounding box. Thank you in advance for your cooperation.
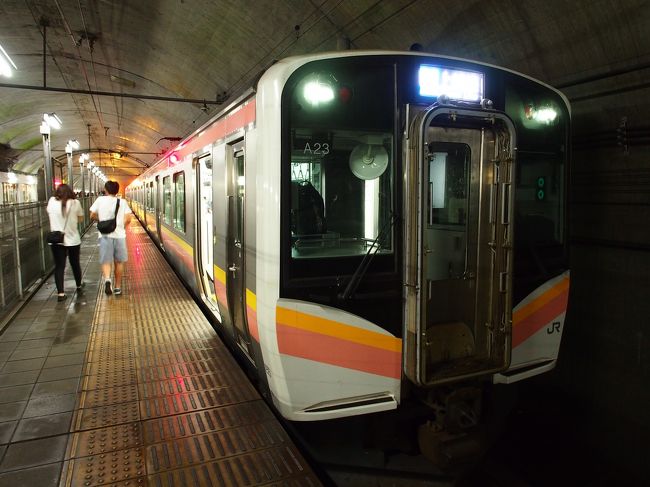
[87,123,91,156]
[557,61,650,90]
[18,147,159,157]
[568,80,650,103]
[0,82,224,104]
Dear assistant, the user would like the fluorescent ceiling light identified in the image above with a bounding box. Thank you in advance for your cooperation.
[0,43,17,77]
[43,113,62,129]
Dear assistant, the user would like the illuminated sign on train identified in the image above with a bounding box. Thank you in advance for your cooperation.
[418,65,484,102]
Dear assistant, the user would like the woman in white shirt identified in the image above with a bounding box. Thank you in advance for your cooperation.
[46,184,85,301]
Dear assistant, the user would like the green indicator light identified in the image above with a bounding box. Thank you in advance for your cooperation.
[537,189,545,200]
[537,177,545,188]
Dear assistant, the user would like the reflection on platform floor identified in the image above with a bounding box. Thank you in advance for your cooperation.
[0,222,321,486]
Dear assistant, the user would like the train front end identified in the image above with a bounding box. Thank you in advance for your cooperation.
[256,52,570,429]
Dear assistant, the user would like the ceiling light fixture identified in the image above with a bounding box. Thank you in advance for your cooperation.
[0,43,17,77]
[65,139,80,153]
[43,113,62,130]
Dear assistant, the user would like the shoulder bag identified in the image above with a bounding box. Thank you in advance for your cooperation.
[47,205,70,245]
[97,199,120,234]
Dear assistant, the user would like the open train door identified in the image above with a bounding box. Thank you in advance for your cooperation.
[194,153,221,319]
[404,105,516,387]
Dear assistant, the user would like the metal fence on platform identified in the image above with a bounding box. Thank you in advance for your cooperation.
[0,196,96,322]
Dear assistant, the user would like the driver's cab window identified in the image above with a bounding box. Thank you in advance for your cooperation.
[290,131,393,259]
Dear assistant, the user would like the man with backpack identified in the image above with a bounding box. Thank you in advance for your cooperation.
[89,180,133,295]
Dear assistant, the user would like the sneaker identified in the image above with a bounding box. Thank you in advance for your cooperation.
[77,282,85,290]
[114,288,122,295]
[104,281,112,295]
[57,294,67,302]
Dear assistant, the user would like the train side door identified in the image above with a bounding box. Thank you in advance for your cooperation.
[226,142,253,358]
[155,175,161,238]
[195,154,221,317]
[404,106,515,386]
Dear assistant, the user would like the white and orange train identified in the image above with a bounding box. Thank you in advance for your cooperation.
[127,50,570,459]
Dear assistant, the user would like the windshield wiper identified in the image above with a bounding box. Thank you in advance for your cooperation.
[338,213,398,301]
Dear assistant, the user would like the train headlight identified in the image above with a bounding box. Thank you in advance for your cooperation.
[525,104,558,124]
[303,80,335,106]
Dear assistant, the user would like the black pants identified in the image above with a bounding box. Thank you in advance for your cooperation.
[50,244,82,293]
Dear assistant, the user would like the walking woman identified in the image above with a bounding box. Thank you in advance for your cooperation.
[46,184,85,301]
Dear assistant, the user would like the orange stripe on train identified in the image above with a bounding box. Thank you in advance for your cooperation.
[276,306,402,378]
[246,289,258,341]
[276,307,401,353]
[512,277,570,347]
[513,276,569,324]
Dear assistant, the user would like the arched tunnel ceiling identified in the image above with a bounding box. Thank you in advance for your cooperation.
[0,0,648,184]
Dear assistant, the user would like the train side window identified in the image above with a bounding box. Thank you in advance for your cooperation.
[2,183,16,204]
[173,171,185,232]
[163,176,172,225]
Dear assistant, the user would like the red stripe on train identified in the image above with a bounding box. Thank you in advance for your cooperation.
[177,100,256,160]
[513,289,569,347]
[214,279,229,311]
[277,323,401,379]
[247,306,259,342]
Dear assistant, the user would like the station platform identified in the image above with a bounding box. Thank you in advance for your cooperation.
[0,222,322,486]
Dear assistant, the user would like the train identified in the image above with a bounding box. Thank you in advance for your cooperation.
[126,50,570,464]
[0,171,39,205]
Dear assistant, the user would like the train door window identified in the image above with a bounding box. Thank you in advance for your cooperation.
[163,176,172,224]
[173,171,185,231]
[426,146,470,281]
[227,143,252,356]
[236,154,244,239]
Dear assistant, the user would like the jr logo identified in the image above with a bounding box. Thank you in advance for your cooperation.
[547,321,561,334]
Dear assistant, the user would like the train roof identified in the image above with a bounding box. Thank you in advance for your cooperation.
[131,49,570,186]
[263,49,570,112]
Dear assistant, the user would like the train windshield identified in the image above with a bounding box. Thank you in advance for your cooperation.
[284,62,395,261]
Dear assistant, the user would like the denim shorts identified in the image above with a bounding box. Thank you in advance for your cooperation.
[98,237,128,264]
